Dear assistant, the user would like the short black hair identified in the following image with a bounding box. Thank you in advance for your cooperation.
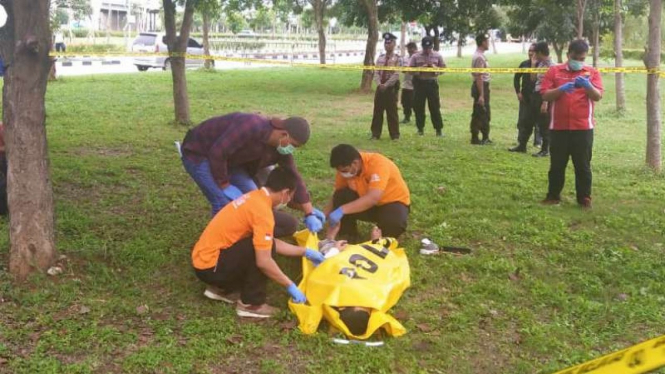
[406,42,417,49]
[475,33,489,46]
[568,39,589,55]
[339,308,370,336]
[265,166,298,192]
[330,144,361,168]
[534,41,549,56]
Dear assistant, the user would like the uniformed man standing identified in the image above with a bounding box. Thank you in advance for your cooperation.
[371,33,403,141]
[532,41,554,158]
[470,33,492,145]
[509,43,540,152]
[401,42,418,124]
[409,36,446,137]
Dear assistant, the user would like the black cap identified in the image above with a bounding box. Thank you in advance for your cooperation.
[421,36,433,48]
[383,32,397,42]
[475,33,489,46]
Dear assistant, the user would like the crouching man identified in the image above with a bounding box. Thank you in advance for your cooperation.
[191,167,326,319]
[324,144,411,241]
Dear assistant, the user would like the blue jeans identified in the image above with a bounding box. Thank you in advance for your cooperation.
[182,158,258,216]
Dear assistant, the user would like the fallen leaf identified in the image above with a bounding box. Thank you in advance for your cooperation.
[136,305,149,315]
[277,320,297,331]
[412,340,432,351]
[47,266,63,276]
[225,334,243,345]
[513,333,522,345]
[489,309,499,317]
[629,245,639,251]
[79,305,91,315]
[393,310,410,321]
[436,186,446,194]
[416,323,434,333]
[509,268,521,281]
[617,293,629,301]
[0,357,7,365]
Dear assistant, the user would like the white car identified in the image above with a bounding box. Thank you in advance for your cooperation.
[132,32,205,71]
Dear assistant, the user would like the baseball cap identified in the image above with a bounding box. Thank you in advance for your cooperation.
[421,36,433,49]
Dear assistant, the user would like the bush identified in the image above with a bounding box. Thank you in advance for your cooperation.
[600,48,665,62]
[66,44,126,54]
[70,29,137,38]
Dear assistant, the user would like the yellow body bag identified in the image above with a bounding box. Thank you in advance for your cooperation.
[288,230,411,340]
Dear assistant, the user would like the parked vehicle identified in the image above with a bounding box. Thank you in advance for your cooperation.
[132,32,205,72]
[236,29,256,37]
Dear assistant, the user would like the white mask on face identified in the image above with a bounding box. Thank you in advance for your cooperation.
[276,191,289,210]
[340,166,356,179]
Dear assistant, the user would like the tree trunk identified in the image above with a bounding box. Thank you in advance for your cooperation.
[400,22,406,57]
[432,27,440,51]
[552,42,564,63]
[0,0,57,280]
[360,0,378,92]
[202,12,213,69]
[490,32,497,54]
[645,0,662,172]
[456,36,463,58]
[312,0,327,65]
[592,12,600,67]
[163,0,196,125]
[614,0,626,112]
[576,0,587,39]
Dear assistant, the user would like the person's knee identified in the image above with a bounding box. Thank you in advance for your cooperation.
[377,218,407,238]
[274,213,298,238]
[333,188,359,208]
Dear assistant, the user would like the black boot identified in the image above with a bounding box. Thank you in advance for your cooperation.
[508,145,527,153]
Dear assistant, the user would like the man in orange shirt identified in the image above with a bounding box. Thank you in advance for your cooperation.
[192,167,326,319]
[324,144,410,241]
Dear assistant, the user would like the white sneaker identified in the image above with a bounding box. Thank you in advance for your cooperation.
[419,238,440,255]
[203,286,239,304]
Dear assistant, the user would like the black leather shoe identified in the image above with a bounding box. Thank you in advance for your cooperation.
[508,146,527,153]
[480,139,493,145]
[532,150,549,157]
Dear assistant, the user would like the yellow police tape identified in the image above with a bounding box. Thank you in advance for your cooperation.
[49,51,665,77]
[552,334,665,374]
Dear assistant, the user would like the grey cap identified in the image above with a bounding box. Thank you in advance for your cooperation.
[283,117,311,145]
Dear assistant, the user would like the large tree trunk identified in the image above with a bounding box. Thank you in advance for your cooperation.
[312,0,327,65]
[0,0,57,280]
[592,11,600,67]
[202,12,213,69]
[644,0,662,172]
[456,36,463,58]
[614,0,626,112]
[360,0,378,92]
[163,0,196,125]
[552,42,564,63]
[400,22,406,57]
[576,0,587,39]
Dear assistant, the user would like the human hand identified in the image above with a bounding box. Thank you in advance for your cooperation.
[222,185,243,201]
[304,248,325,266]
[558,82,576,93]
[304,215,323,233]
[477,96,485,107]
[287,283,306,304]
[328,207,344,227]
[575,76,592,90]
[311,208,326,225]
[540,102,548,114]
[517,93,523,101]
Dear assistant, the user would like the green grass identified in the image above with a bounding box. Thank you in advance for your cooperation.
[1,53,664,374]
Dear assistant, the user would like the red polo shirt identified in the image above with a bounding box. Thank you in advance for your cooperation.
[540,64,603,131]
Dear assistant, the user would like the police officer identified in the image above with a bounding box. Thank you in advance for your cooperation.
[371,32,403,140]
[470,33,491,145]
[509,43,541,152]
[408,36,446,137]
[401,42,418,124]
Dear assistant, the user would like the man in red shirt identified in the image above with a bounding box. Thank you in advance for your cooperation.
[540,40,603,208]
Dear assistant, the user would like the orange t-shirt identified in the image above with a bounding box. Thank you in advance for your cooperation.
[334,152,410,206]
[192,188,275,270]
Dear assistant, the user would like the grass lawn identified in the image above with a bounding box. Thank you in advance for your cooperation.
[0,53,664,374]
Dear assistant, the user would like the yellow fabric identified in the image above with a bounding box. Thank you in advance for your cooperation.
[288,230,410,340]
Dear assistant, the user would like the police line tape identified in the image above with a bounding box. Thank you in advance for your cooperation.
[551,334,665,374]
[49,51,665,76]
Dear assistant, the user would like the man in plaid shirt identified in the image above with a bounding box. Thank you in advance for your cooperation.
[180,112,326,234]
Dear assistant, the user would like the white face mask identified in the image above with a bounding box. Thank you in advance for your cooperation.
[340,166,357,179]
[276,191,289,210]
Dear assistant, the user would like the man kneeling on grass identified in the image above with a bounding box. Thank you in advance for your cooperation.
[191,167,326,319]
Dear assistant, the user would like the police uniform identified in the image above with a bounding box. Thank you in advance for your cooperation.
[371,32,403,140]
[470,37,491,144]
[408,36,445,136]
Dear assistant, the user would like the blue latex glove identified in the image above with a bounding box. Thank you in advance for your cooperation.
[311,208,326,225]
[304,248,325,266]
[287,283,307,304]
[574,76,592,89]
[222,185,243,201]
[558,82,576,93]
[304,214,323,233]
[328,207,344,227]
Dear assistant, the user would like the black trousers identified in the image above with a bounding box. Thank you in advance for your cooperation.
[516,93,540,146]
[401,88,414,121]
[413,79,443,132]
[470,81,491,140]
[547,130,594,202]
[531,93,551,151]
[371,84,400,139]
[195,237,277,305]
[333,188,409,239]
